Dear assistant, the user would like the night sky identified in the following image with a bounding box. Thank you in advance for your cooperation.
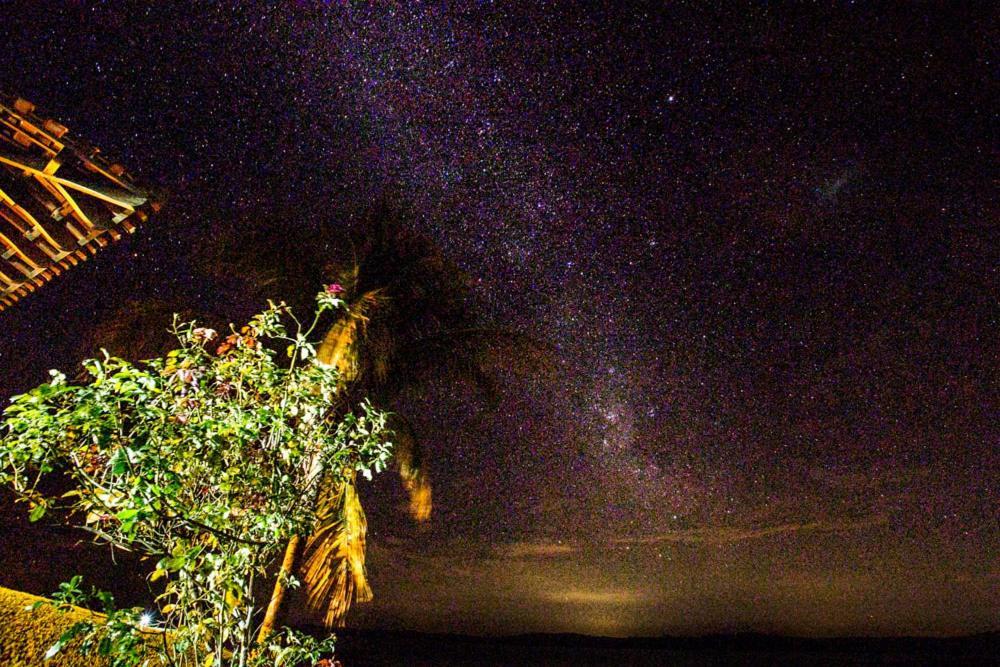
[1,2,997,638]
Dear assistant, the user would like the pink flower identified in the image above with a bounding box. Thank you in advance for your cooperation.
[326,283,345,295]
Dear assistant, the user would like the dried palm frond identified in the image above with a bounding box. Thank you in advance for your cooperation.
[298,470,370,628]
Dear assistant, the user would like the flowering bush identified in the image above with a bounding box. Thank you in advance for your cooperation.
[0,291,392,666]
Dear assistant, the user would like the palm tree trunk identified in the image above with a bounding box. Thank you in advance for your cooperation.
[256,534,301,645]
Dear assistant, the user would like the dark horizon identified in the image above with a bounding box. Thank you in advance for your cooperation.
[0,2,996,641]
[309,627,1000,666]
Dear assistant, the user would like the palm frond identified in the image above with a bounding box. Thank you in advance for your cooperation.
[390,416,432,522]
[316,317,362,385]
[298,471,371,628]
[79,298,206,362]
[316,289,388,386]
[391,328,559,403]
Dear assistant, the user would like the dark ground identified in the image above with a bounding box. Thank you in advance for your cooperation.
[331,629,1000,666]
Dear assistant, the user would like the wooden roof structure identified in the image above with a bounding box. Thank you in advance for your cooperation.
[0,93,162,311]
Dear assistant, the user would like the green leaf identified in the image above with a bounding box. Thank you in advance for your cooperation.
[28,503,46,522]
[115,508,139,522]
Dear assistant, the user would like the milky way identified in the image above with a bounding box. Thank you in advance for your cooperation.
[0,3,996,636]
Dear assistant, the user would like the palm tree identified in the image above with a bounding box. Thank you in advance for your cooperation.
[242,208,552,632]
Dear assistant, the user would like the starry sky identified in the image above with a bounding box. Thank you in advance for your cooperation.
[1,2,997,638]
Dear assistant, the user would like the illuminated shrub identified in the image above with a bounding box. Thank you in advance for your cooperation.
[0,290,393,666]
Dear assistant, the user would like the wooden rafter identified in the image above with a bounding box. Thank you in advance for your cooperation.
[0,93,162,311]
